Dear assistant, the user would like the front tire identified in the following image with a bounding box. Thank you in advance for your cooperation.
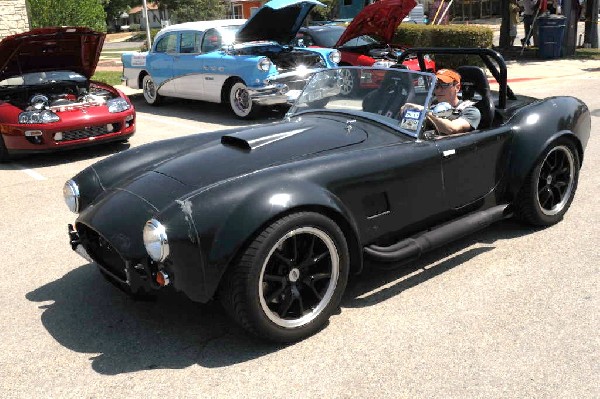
[515,138,580,226]
[0,134,9,163]
[142,74,162,106]
[220,212,349,342]
[228,80,259,119]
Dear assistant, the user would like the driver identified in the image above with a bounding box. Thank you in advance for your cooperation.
[402,69,481,135]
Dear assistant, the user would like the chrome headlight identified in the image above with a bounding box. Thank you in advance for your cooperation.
[258,57,272,71]
[143,219,169,262]
[63,180,80,213]
[329,50,341,65]
[19,110,59,124]
[107,97,131,113]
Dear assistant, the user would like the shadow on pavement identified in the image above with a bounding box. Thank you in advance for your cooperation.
[0,140,132,169]
[343,219,537,307]
[26,264,285,374]
[25,219,536,374]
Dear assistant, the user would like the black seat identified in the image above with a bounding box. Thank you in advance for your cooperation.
[456,66,495,130]
[362,68,415,118]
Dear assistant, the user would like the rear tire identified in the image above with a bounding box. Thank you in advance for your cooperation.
[515,138,580,226]
[142,74,162,106]
[219,212,349,342]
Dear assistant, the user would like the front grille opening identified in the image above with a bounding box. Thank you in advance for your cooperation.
[57,123,122,142]
[77,223,127,280]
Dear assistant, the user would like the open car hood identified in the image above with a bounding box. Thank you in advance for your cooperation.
[335,0,416,46]
[236,0,325,44]
[0,27,104,81]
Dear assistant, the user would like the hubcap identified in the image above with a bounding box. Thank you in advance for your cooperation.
[259,227,339,328]
[536,145,575,216]
[233,86,250,114]
[144,79,156,100]
[339,69,354,96]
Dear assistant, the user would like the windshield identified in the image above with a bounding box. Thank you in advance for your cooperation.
[287,67,435,138]
[219,25,242,46]
[0,71,86,86]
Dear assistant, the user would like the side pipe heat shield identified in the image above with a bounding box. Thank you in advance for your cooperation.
[364,204,512,263]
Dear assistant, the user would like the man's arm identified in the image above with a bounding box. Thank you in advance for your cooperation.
[426,113,472,135]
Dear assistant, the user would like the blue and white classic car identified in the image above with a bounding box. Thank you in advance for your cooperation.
[121,0,341,118]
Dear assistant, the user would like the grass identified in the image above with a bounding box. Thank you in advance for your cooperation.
[91,71,122,86]
[573,47,600,60]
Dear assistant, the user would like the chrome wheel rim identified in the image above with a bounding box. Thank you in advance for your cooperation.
[536,145,575,216]
[338,69,354,96]
[259,227,339,328]
[143,77,156,102]
[231,84,251,116]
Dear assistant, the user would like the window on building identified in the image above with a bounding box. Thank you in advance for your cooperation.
[343,0,352,5]
[232,4,243,18]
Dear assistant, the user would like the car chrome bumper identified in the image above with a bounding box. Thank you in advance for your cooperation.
[248,83,290,106]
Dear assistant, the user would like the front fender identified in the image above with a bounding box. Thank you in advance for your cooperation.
[190,177,362,300]
[506,96,589,199]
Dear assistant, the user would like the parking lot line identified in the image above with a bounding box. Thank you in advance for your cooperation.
[138,114,208,131]
[14,164,47,181]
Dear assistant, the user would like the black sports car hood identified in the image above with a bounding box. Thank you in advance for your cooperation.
[154,116,367,188]
[236,0,325,44]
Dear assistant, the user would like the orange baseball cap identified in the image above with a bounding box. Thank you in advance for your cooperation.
[436,69,461,84]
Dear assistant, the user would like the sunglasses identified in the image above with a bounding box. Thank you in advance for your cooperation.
[435,81,456,89]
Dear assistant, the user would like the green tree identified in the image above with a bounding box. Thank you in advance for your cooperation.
[169,0,227,22]
[102,0,138,28]
[309,0,338,21]
[27,0,107,31]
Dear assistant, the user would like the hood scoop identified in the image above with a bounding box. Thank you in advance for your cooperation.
[221,127,310,150]
[154,116,367,188]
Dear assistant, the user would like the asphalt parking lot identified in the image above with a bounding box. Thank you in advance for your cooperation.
[0,66,598,398]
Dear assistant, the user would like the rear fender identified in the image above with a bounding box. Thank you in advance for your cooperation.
[507,97,589,199]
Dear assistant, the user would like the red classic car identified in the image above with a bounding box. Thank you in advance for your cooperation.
[292,0,436,95]
[0,27,136,162]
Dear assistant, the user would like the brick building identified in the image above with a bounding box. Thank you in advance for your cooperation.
[0,0,30,40]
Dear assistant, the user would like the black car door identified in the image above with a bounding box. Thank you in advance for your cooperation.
[345,139,446,243]
[435,126,513,209]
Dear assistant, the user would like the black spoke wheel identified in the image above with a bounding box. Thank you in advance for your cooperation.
[516,138,580,226]
[219,212,349,342]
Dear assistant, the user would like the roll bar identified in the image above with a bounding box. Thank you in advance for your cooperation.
[397,47,516,109]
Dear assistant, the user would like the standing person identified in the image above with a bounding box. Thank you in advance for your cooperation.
[519,0,538,46]
[510,0,521,46]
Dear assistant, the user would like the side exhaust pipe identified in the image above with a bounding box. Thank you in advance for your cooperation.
[364,204,512,263]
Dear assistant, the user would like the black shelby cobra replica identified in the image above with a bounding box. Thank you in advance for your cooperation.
[65,49,590,342]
